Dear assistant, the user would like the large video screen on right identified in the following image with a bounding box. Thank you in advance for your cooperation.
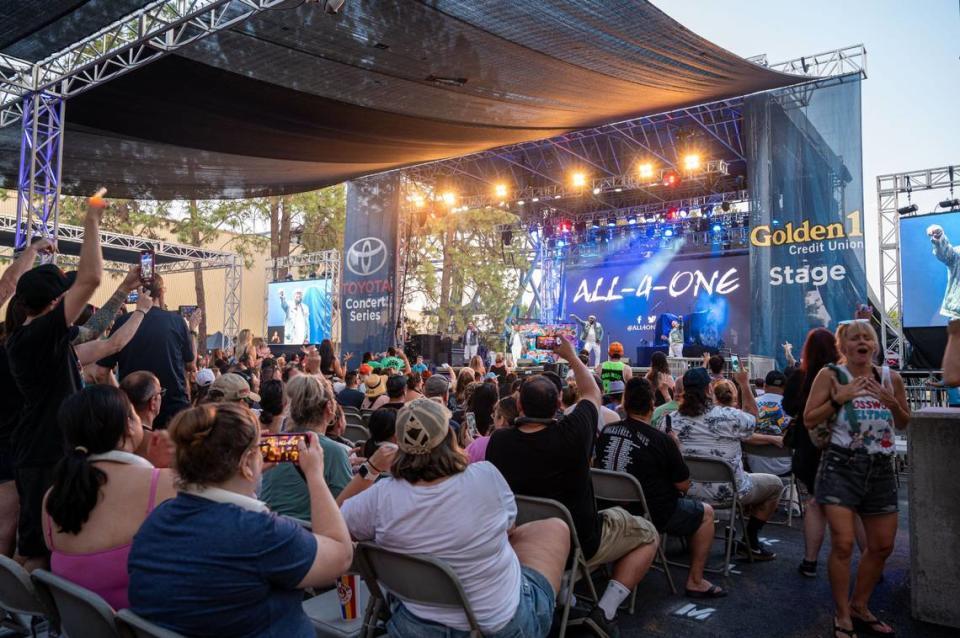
[900,210,960,328]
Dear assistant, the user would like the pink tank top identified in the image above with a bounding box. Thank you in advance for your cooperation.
[47,468,161,610]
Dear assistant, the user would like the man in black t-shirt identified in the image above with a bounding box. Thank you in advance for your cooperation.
[7,194,105,568]
[487,338,659,634]
[96,273,196,428]
[596,378,725,599]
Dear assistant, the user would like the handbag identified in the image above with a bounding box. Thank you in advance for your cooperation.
[808,364,861,450]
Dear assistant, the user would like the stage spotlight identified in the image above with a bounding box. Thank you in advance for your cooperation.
[638,162,655,179]
[559,220,572,234]
[712,223,723,233]
[703,204,714,217]
[897,204,918,215]
[501,229,513,246]
[494,183,508,198]
[591,217,600,229]
[592,187,601,195]
[664,228,674,238]
[662,170,680,187]
[665,206,679,221]
[442,191,456,206]
[557,239,566,248]
[572,171,587,188]
[627,214,638,225]
[517,200,525,206]
[939,199,960,209]
[679,208,689,219]
[607,215,617,227]
[721,201,732,213]
[683,153,701,171]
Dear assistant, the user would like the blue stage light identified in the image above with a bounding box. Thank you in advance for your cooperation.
[712,223,723,233]
[557,239,566,248]
[664,228,674,238]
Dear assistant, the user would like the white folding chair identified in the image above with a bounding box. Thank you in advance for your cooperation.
[32,569,122,638]
[590,468,678,606]
[0,555,58,637]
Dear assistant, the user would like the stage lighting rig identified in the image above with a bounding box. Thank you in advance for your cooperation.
[683,153,701,171]
[939,199,960,210]
[590,217,600,229]
[662,170,680,187]
[571,171,587,188]
[897,204,918,215]
[638,162,656,179]
[494,183,508,198]
[441,191,456,206]
[607,215,617,227]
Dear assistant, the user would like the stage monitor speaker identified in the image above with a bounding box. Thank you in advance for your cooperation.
[635,345,669,367]
[407,334,442,363]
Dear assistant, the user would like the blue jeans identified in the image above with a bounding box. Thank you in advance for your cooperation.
[386,566,555,637]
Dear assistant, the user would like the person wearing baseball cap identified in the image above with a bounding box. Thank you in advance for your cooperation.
[208,373,261,405]
[599,341,632,395]
[744,370,791,479]
[339,397,569,636]
[674,364,783,563]
[6,191,106,568]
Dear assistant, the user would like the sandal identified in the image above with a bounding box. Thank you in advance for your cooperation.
[851,613,895,637]
[685,584,728,599]
[834,619,858,638]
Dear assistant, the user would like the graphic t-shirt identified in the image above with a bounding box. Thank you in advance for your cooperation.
[600,360,626,393]
[669,327,683,344]
[672,405,755,502]
[487,401,603,558]
[595,418,689,529]
[832,365,897,455]
[745,392,791,476]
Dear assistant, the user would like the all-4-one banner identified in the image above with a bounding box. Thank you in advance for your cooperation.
[341,174,400,356]
[745,75,867,362]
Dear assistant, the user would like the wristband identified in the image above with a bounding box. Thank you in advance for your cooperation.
[134,309,147,317]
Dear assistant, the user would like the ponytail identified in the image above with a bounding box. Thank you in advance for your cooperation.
[45,386,132,534]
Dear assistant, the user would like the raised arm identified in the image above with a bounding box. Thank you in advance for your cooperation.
[74,266,141,345]
[75,294,150,365]
[568,313,584,326]
[557,337,599,406]
[733,369,758,416]
[0,238,55,306]
[63,190,105,325]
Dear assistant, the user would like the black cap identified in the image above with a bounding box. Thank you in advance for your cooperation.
[765,370,787,388]
[15,264,69,312]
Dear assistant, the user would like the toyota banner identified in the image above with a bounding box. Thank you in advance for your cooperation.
[341,174,401,355]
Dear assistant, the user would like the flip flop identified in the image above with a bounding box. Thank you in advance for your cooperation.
[834,620,858,638]
[685,584,727,599]
[852,615,895,637]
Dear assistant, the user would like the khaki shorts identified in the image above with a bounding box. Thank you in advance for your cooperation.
[585,506,658,568]
[739,473,783,508]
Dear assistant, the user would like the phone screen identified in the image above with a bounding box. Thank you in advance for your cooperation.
[179,305,198,318]
[140,250,155,285]
[259,434,305,463]
[535,335,561,350]
[126,290,139,304]
[731,355,740,372]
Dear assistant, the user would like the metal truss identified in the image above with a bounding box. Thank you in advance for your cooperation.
[760,45,867,80]
[265,250,342,344]
[15,93,64,250]
[877,164,959,364]
[0,0,289,128]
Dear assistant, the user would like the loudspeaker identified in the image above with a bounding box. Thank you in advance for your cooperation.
[407,334,442,363]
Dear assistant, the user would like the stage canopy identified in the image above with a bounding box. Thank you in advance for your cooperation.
[0,0,800,199]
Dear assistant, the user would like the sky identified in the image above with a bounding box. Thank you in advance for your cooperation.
[653,0,960,295]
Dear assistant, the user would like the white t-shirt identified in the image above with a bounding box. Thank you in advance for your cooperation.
[564,402,620,434]
[341,462,521,632]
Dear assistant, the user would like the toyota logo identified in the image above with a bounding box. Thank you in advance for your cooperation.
[346,237,388,276]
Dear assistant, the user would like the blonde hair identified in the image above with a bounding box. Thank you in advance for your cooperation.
[835,320,879,358]
[712,379,738,406]
[237,329,253,349]
[286,375,332,431]
[169,403,259,489]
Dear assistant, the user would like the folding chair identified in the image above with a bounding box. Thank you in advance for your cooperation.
[355,541,482,638]
[742,443,804,527]
[672,455,752,577]
[116,609,187,638]
[514,495,598,638]
[345,413,366,428]
[0,555,58,637]
[342,406,361,417]
[590,468,678,604]
[344,424,371,444]
[31,569,122,638]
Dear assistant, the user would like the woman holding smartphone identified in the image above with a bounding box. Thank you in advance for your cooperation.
[129,402,352,638]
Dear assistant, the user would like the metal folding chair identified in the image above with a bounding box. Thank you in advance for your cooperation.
[344,424,371,444]
[345,413,366,428]
[672,455,752,577]
[341,406,362,417]
[590,468,678,605]
[742,442,804,527]
[514,495,599,638]
[116,609,187,638]
[355,542,482,638]
[31,569,122,638]
[0,555,58,637]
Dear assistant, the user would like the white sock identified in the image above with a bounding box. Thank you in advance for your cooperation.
[597,579,631,621]
[557,583,577,607]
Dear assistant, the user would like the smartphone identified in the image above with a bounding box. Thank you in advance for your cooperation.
[731,354,741,372]
[259,433,306,463]
[179,305,198,318]
[139,250,156,286]
[535,335,561,350]
[126,290,139,304]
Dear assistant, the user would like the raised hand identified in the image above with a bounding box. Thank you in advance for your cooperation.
[188,307,203,332]
[831,376,869,405]
[121,265,142,292]
[297,432,325,479]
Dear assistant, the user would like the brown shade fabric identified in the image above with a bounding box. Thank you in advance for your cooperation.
[0,0,799,199]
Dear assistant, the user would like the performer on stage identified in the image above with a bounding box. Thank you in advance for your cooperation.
[569,313,603,366]
[928,224,960,320]
[463,321,480,364]
[279,288,310,345]
[508,322,524,363]
[668,319,684,358]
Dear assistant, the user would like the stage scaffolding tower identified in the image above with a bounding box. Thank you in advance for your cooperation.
[877,164,959,364]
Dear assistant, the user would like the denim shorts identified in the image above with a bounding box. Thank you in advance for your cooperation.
[661,497,704,537]
[386,565,555,638]
[815,445,898,516]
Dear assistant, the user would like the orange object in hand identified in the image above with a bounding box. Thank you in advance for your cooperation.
[88,187,107,208]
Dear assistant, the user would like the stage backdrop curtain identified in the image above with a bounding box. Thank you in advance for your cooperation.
[0,0,800,199]
[745,75,867,362]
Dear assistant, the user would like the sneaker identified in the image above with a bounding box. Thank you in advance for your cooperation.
[735,540,777,561]
[798,559,817,577]
[585,605,621,638]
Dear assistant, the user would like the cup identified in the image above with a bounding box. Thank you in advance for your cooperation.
[337,574,358,620]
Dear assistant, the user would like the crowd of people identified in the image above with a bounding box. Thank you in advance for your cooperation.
[1,193,955,638]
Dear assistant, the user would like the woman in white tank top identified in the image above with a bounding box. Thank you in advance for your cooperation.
[803,320,909,638]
